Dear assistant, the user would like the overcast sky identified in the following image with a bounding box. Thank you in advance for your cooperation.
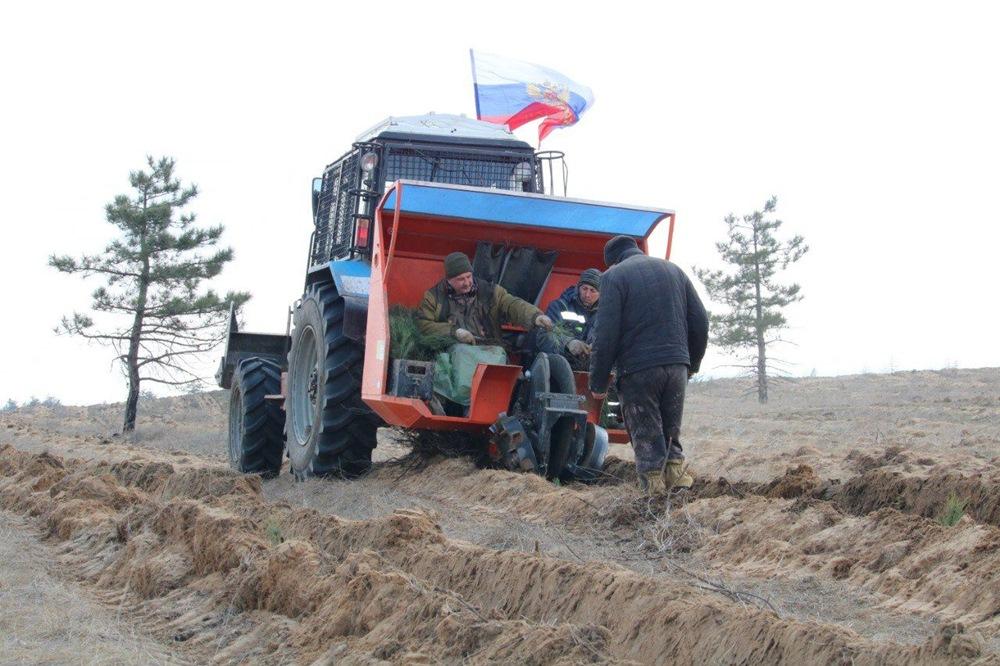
[1,1,997,406]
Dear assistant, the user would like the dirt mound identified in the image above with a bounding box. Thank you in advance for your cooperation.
[762,464,821,499]
[4,446,991,664]
[594,455,638,485]
[846,445,910,473]
[836,467,1000,527]
[109,459,176,490]
[684,492,1000,636]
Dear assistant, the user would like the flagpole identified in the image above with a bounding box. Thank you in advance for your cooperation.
[469,49,482,120]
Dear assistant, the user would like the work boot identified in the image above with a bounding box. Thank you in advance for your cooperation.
[638,470,666,495]
[664,460,694,491]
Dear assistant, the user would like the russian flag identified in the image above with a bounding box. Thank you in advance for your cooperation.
[471,50,594,143]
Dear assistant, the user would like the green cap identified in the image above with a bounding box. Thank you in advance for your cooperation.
[444,252,473,278]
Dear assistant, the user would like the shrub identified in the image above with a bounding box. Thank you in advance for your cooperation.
[264,520,284,546]
[938,493,967,527]
[388,306,454,361]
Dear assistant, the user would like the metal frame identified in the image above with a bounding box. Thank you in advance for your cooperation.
[309,136,540,270]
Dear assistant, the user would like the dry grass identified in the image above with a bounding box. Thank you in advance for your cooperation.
[0,511,190,665]
[681,368,1000,483]
[2,368,999,661]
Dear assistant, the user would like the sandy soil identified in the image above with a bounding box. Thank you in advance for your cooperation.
[1,368,998,664]
[0,510,190,665]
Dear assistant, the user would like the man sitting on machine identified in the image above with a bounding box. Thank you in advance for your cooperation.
[416,251,554,413]
[537,268,601,371]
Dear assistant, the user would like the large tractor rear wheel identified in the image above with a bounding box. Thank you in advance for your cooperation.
[228,357,285,478]
[285,281,379,479]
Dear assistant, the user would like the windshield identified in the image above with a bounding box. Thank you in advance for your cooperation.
[382,148,535,192]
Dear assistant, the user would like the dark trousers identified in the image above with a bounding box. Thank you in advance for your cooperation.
[618,364,687,473]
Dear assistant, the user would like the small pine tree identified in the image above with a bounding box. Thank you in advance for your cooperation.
[694,197,808,403]
[50,157,249,432]
[2,399,17,413]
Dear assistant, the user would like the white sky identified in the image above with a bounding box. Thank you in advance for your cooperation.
[1,1,997,405]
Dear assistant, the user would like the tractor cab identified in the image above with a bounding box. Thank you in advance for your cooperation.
[308,113,554,268]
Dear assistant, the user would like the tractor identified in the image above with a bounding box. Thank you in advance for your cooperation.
[217,114,676,481]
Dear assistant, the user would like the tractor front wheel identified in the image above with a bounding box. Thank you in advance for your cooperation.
[228,357,285,478]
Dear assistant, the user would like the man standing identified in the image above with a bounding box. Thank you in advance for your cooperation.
[537,268,602,370]
[589,236,709,494]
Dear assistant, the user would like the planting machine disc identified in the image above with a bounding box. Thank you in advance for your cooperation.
[489,353,608,481]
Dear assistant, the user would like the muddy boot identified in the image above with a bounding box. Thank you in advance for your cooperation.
[664,460,694,491]
[638,470,666,495]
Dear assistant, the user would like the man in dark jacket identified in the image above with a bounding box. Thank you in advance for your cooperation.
[589,236,709,494]
[417,251,553,344]
[537,268,602,370]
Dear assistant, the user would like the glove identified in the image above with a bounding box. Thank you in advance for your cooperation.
[534,314,554,331]
[454,328,476,344]
[566,339,590,357]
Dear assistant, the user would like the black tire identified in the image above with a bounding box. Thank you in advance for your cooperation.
[228,357,285,478]
[527,353,576,480]
[285,281,379,479]
[547,353,576,395]
[545,354,577,480]
[528,353,551,404]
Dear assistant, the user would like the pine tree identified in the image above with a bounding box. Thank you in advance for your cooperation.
[50,157,250,431]
[694,197,808,403]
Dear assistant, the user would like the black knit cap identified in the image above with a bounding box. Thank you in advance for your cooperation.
[444,251,473,278]
[578,268,602,290]
[604,235,639,267]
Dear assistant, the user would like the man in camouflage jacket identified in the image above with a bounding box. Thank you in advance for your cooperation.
[417,251,553,345]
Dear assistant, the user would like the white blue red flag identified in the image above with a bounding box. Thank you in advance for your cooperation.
[470,50,594,143]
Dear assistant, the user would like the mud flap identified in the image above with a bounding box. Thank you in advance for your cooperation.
[322,259,371,343]
[342,295,369,342]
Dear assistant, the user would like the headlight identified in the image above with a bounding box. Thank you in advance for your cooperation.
[360,152,379,173]
[513,161,533,182]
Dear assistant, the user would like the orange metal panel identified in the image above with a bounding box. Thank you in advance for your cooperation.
[608,428,630,444]
[360,188,394,403]
[664,213,676,260]
[364,183,524,429]
[366,363,521,432]
[574,371,602,424]
[573,371,630,445]
[467,364,522,422]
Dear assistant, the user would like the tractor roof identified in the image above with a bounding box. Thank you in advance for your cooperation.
[357,113,533,149]
[381,181,674,239]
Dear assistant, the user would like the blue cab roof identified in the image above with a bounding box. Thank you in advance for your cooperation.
[380,181,672,239]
